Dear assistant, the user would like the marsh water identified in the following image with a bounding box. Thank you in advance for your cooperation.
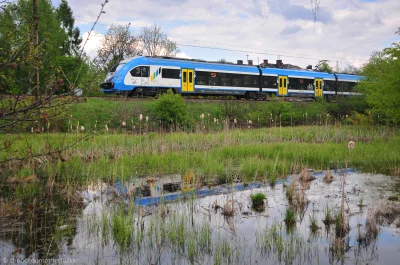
[1,170,400,265]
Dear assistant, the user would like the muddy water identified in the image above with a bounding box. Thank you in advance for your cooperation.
[1,171,399,265]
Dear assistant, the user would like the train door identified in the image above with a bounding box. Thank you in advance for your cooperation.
[314,78,323,97]
[278,76,288,96]
[181,69,194,92]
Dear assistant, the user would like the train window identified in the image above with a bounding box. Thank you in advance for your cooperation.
[263,76,277,87]
[338,81,348,92]
[338,81,357,92]
[141,66,149,77]
[348,82,356,92]
[189,72,193,83]
[288,78,314,90]
[244,75,258,87]
[283,78,287,88]
[324,80,336,91]
[130,67,141,77]
[130,66,149,77]
[288,78,301,90]
[232,74,244,87]
[219,73,231,86]
[162,68,180,79]
[109,64,119,73]
[208,74,219,86]
[183,71,187,82]
[195,71,208,85]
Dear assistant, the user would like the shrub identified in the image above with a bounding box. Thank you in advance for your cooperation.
[154,89,191,127]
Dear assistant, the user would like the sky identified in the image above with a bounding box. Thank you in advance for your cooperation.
[52,0,400,70]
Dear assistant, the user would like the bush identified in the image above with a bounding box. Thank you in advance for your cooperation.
[154,90,191,127]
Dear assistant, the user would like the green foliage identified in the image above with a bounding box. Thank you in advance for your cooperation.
[346,111,374,127]
[357,28,400,124]
[317,61,334,74]
[56,0,82,55]
[53,56,89,94]
[250,192,267,208]
[0,0,76,94]
[154,90,191,126]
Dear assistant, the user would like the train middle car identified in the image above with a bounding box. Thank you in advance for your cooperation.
[100,56,362,99]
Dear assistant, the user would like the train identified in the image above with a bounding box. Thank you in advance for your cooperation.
[100,56,362,99]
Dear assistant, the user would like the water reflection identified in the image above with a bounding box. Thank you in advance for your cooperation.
[0,171,399,264]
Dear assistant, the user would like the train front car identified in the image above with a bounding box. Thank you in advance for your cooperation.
[100,56,144,95]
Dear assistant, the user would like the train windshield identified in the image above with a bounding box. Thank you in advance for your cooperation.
[109,63,125,73]
[105,63,126,81]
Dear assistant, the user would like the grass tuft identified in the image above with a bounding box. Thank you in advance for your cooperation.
[284,207,297,227]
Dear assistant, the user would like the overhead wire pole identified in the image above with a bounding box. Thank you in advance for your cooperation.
[33,0,39,99]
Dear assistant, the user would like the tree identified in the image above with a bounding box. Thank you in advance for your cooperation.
[97,23,140,71]
[140,24,179,57]
[0,0,108,162]
[341,65,362,75]
[56,0,82,56]
[357,28,400,124]
[315,60,333,73]
[217,58,233,64]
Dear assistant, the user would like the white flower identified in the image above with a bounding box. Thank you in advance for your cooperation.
[31,127,34,133]
[121,121,126,127]
[348,141,355,151]
[214,118,217,123]
[146,116,149,122]
[234,119,237,124]
[248,120,252,125]
[139,114,143,121]
[80,126,85,132]
[105,124,109,132]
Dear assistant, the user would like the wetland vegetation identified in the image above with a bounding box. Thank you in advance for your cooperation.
[1,98,400,265]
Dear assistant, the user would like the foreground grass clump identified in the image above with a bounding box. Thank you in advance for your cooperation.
[250,192,267,210]
[111,204,135,251]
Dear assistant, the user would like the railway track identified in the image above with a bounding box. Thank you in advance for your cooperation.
[96,95,316,103]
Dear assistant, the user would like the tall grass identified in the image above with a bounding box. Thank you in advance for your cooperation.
[111,203,135,251]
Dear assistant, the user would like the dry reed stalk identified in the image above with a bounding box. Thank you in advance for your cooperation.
[365,208,379,239]
[222,200,234,216]
[323,169,334,184]
[298,168,312,182]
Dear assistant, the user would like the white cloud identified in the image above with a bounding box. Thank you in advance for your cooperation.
[68,0,400,69]
[81,31,103,58]
[176,52,191,59]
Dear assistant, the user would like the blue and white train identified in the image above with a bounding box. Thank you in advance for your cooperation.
[100,56,362,99]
